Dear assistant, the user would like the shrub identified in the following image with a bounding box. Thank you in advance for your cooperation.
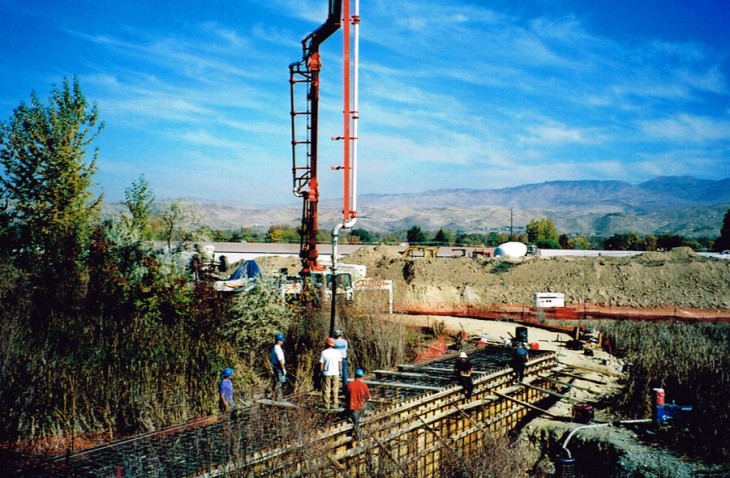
[598,320,730,462]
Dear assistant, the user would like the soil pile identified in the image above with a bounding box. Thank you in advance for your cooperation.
[341,246,730,310]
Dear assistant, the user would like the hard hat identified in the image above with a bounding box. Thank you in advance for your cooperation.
[355,369,364,377]
[275,333,285,342]
[326,337,336,347]
[334,329,343,337]
[458,352,468,359]
[222,367,234,378]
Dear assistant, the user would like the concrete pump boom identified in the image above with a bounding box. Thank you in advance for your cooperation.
[289,1,343,276]
[289,0,358,277]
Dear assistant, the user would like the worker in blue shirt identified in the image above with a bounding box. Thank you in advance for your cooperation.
[219,368,234,412]
[334,329,349,387]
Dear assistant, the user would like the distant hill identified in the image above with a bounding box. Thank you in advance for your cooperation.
[104,176,730,238]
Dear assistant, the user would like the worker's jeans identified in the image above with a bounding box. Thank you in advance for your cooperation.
[458,375,473,398]
[322,374,340,409]
[349,407,365,440]
[273,369,286,400]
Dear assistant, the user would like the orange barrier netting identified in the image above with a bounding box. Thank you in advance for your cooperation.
[399,302,730,331]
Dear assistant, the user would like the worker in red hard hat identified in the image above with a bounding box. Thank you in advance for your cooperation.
[319,337,342,410]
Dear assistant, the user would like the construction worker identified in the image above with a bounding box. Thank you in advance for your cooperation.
[512,343,529,382]
[454,352,474,399]
[270,333,287,400]
[334,329,349,387]
[346,369,371,440]
[319,337,342,409]
[219,368,234,412]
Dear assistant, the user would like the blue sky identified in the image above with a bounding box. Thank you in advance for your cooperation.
[1,0,729,205]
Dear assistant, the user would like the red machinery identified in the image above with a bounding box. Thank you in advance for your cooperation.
[289,0,359,276]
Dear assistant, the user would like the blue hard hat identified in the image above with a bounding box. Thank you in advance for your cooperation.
[355,369,364,377]
[223,367,234,378]
[275,333,285,341]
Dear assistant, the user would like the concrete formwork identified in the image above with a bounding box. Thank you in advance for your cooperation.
[39,348,559,478]
[195,349,558,478]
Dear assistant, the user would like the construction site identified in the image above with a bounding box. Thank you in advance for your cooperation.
[25,322,631,478]
[2,0,728,476]
[16,302,727,478]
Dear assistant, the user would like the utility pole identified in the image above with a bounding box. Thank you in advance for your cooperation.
[510,208,514,240]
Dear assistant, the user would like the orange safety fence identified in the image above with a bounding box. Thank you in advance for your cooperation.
[398,302,730,330]
[414,336,447,362]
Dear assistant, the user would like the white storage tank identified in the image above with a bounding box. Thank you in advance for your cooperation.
[493,241,528,258]
[534,292,565,308]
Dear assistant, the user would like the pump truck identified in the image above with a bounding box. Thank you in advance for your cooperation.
[288,0,361,308]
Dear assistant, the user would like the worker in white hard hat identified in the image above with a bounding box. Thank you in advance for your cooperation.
[454,351,474,399]
[319,337,342,410]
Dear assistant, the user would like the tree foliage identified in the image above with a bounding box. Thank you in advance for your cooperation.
[155,199,206,250]
[0,79,258,450]
[349,228,376,244]
[266,224,299,243]
[716,208,730,251]
[568,235,593,250]
[0,77,102,266]
[525,217,558,243]
[406,225,427,244]
[433,228,455,246]
[122,175,154,239]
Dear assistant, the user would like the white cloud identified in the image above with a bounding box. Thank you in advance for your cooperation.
[639,114,730,143]
[521,123,592,145]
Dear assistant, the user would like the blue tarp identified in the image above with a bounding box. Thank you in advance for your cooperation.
[228,260,262,281]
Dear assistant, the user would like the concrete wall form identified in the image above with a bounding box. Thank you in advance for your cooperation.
[195,353,558,477]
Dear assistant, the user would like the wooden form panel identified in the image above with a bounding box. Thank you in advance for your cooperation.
[195,353,558,477]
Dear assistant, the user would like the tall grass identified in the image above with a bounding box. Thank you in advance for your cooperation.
[598,320,730,461]
[335,309,419,374]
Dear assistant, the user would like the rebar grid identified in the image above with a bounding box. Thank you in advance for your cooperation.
[31,347,557,477]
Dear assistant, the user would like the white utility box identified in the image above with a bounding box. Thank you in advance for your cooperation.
[534,292,565,308]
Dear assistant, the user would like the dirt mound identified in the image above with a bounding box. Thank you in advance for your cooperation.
[344,246,730,310]
[256,256,301,276]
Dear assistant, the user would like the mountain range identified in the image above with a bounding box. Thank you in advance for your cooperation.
[107,176,730,238]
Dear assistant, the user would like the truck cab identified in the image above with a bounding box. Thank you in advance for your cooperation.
[312,269,354,302]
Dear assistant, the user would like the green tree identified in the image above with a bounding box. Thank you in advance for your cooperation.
[239,227,264,242]
[715,209,730,251]
[568,235,592,250]
[604,232,642,251]
[0,77,107,443]
[350,228,376,244]
[157,200,205,250]
[267,224,299,243]
[558,234,570,249]
[644,234,658,251]
[525,218,558,243]
[0,77,102,266]
[406,225,427,244]
[656,234,684,251]
[536,239,561,249]
[433,228,455,246]
[122,175,154,239]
